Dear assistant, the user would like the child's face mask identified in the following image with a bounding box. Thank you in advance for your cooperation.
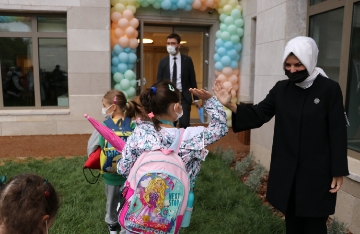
[174,104,183,121]
[101,105,114,119]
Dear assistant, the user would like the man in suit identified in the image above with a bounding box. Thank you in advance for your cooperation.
[156,33,200,128]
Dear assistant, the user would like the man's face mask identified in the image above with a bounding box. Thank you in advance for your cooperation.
[167,45,177,55]
[101,105,114,119]
[174,104,183,121]
[285,69,309,83]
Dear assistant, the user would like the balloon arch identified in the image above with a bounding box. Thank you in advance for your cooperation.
[110,0,244,126]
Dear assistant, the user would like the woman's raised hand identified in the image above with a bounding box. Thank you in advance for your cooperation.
[189,88,213,100]
[213,79,232,105]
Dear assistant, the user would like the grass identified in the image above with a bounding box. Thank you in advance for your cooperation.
[0,153,285,234]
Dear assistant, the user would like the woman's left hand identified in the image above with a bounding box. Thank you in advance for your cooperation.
[189,88,213,100]
[329,176,343,193]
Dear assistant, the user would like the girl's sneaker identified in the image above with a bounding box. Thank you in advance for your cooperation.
[108,224,118,234]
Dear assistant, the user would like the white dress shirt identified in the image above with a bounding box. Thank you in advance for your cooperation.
[169,53,182,92]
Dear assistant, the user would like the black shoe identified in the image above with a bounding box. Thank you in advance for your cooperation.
[108,224,119,234]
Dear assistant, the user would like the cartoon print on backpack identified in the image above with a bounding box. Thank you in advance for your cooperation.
[125,173,184,233]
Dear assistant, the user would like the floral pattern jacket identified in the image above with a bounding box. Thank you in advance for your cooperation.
[117,96,228,187]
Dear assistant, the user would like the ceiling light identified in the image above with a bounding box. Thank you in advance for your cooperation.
[137,38,153,44]
[180,41,187,44]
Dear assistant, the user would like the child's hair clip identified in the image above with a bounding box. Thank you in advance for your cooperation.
[44,190,50,198]
[150,86,157,94]
[148,112,154,119]
[113,96,117,104]
[0,175,6,189]
[168,84,175,91]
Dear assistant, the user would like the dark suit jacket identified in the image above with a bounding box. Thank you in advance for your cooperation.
[232,75,349,216]
[156,54,198,104]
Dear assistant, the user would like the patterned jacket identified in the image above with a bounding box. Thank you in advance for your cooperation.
[117,96,228,187]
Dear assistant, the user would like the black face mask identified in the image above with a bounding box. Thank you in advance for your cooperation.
[285,69,309,83]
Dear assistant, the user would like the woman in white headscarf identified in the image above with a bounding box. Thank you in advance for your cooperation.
[213,36,349,233]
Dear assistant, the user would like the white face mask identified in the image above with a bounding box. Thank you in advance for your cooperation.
[101,105,113,119]
[167,45,177,55]
[174,104,183,121]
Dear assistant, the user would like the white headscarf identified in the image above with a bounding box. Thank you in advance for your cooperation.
[282,36,328,89]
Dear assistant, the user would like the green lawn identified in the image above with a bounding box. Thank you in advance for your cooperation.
[0,153,285,234]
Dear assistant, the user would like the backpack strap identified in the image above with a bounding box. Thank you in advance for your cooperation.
[104,117,131,131]
[168,128,185,154]
[104,118,120,131]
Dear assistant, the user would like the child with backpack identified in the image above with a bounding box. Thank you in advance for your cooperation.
[117,81,228,234]
[87,90,146,234]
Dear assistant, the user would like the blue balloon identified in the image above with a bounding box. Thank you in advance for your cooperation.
[224,41,234,50]
[217,47,227,56]
[111,65,118,74]
[113,44,123,55]
[184,4,192,11]
[124,47,131,53]
[221,56,231,67]
[185,0,193,3]
[235,54,241,61]
[170,3,178,10]
[215,30,222,39]
[127,63,134,70]
[230,60,238,69]
[117,63,128,73]
[227,49,237,60]
[215,62,224,71]
[128,53,137,63]
[118,52,129,63]
[234,43,243,52]
[130,48,137,53]
[161,0,171,10]
[111,51,116,57]
[177,0,186,8]
[215,38,224,47]
[141,1,150,7]
[111,56,120,66]
[214,53,221,62]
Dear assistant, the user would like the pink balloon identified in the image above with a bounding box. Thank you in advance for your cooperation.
[111,22,118,29]
[115,28,125,38]
[125,26,136,38]
[205,0,213,7]
[134,30,139,38]
[222,67,233,77]
[223,81,232,89]
[217,74,227,83]
[199,4,207,11]
[123,9,134,20]
[215,70,221,76]
[111,12,122,22]
[229,75,238,84]
[231,89,236,98]
[192,0,201,9]
[232,83,239,91]
[119,36,129,47]
[233,68,240,75]
[129,18,139,29]
[111,36,118,48]
[118,18,129,29]
[129,38,139,48]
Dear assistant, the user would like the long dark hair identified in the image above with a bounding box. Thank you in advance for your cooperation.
[140,81,181,131]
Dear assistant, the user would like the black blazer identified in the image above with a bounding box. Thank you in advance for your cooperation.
[156,54,198,104]
[232,75,349,216]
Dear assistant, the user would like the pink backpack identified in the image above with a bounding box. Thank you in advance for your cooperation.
[119,129,191,234]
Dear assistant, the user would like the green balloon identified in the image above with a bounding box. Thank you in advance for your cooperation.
[237,28,244,37]
[230,9,241,19]
[114,83,121,91]
[230,35,240,44]
[220,23,227,32]
[130,79,137,87]
[124,70,136,80]
[219,13,227,22]
[227,25,237,35]
[234,18,244,28]
[120,79,130,90]
[216,30,222,39]
[126,87,136,97]
[224,16,234,26]
[113,72,124,83]
[221,31,231,41]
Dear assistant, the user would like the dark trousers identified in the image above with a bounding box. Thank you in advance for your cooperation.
[285,184,328,234]
[175,93,191,128]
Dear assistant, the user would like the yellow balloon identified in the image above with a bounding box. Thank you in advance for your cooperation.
[231,97,238,104]
[227,119,232,127]
[111,0,120,6]
[127,0,136,5]
[228,0,237,8]
[236,5,242,12]
[225,109,232,120]
[223,4,233,15]
[126,5,137,14]
[135,2,141,8]
[115,3,125,13]
[119,0,127,5]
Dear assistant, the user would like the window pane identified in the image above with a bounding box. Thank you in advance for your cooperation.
[347,2,360,153]
[38,17,66,32]
[38,38,68,106]
[309,8,344,82]
[0,38,34,107]
[0,16,32,32]
[310,0,327,6]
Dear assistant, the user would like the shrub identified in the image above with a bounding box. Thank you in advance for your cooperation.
[221,147,236,166]
[244,162,268,192]
[327,217,348,234]
[235,152,255,177]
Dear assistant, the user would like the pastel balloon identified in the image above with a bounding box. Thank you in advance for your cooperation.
[111,36,118,48]
[127,0,136,4]
[124,47,131,53]
[230,60,238,69]
[225,109,232,120]
[111,0,120,6]
[184,4,192,11]
[228,0,237,7]
[223,5,233,14]
[234,18,244,28]
[129,38,139,48]
[234,43,242,52]
[215,62,224,71]
[215,70,221,76]
[118,18,129,29]
[117,63,128,73]
[205,0,213,7]
[111,22,118,29]
[115,3,125,12]
[223,81,232,89]
[227,25,237,35]
[112,56,120,66]
[148,0,156,4]
[128,53,137,63]
[141,1,150,7]
[161,0,171,10]
[115,28,125,38]
[227,49,237,60]
[227,120,232,127]
[130,79,137,87]
[124,70,136,80]
[111,65,118,74]
[113,44,124,54]
[237,28,244,37]
[231,89,236,98]
[199,4,207,11]
[119,36,129,47]
[220,31,231,41]
[230,35,240,44]
[126,5,137,14]
[231,8,241,19]
[177,0,187,8]
[111,12,122,22]
[192,0,201,9]
[127,87,136,97]
[231,97,238,104]
[221,56,231,67]
[119,0,127,5]
[223,41,233,50]
[125,26,136,38]
[217,74,227,82]
[120,79,131,90]
[129,18,139,28]
[170,3,178,10]
[217,47,227,56]
[113,72,124,82]
[123,9,134,20]
[114,83,122,91]
[215,30,222,38]
[118,52,129,63]
[214,53,221,62]
[153,2,162,9]
[219,13,227,22]
[233,68,240,75]
[224,16,234,25]
[127,63,134,70]
[228,74,238,84]
[215,38,224,47]
[222,67,233,76]
[220,23,227,32]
